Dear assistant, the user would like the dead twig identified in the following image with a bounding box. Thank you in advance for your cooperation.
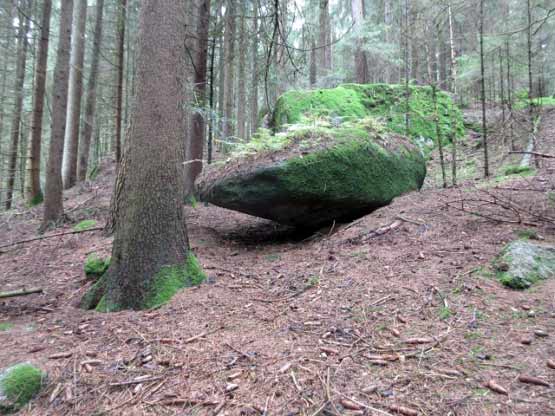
[0,287,43,299]
[0,226,104,252]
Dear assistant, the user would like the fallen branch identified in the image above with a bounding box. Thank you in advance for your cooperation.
[0,287,43,299]
[0,226,104,252]
[509,151,555,159]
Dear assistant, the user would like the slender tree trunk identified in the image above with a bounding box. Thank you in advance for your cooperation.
[217,2,225,135]
[526,0,534,136]
[222,0,235,140]
[86,0,198,312]
[479,0,489,177]
[403,0,411,136]
[5,1,31,210]
[114,0,127,163]
[62,0,88,189]
[236,5,246,140]
[352,0,368,84]
[318,0,331,77]
[250,0,259,137]
[185,0,211,195]
[78,0,104,181]
[432,84,447,188]
[309,39,317,86]
[42,0,74,227]
[25,0,52,205]
[447,2,458,186]
[0,31,10,206]
[208,37,216,164]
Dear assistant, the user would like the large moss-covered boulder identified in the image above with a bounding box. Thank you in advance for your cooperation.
[199,122,426,228]
[494,240,555,289]
[0,363,44,414]
[270,83,465,149]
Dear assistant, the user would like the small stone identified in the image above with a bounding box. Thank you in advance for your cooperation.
[521,304,531,311]
[534,330,549,338]
[528,311,536,318]
[225,383,239,393]
[521,337,533,345]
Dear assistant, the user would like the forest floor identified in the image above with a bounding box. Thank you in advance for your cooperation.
[2,106,555,415]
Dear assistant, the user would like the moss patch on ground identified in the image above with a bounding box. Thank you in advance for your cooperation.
[28,193,43,207]
[84,254,110,280]
[270,83,465,151]
[73,219,97,232]
[503,165,534,176]
[0,363,44,413]
[0,323,13,332]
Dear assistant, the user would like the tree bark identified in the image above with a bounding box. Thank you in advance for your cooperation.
[114,0,127,164]
[185,0,211,195]
[222,0,235,140]
[318,0,332,77]
[351,0,368,84]
[62,0,88,189]
[5,0,31,210]
[250,0,259,137]
[93,0,195,311]
[78,0,104,181]
[25,0,52,206]
[42,0,74,227]
[236,5,246,140]
[479,0,489,177]
[309,39,317,86]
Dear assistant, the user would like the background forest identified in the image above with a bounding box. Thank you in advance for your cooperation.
[0,0,554,211]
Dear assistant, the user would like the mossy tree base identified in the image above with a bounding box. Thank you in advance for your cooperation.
[81,253,206,312]
[0,363,44,414]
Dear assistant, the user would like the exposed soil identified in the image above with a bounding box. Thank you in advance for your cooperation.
[2,108,555,415]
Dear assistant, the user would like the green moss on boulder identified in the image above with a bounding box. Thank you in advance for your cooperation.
[270,83,465,149]
[0,363,44,414]
[200,123,426,228]
[494,240,555,289]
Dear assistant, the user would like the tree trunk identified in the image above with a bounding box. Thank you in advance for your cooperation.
[479,0,489,177]
[222,0,235,140]
[310,39,317,86]
[447,1,458,186]
[352,0,368,84]
[250,0,259,137]
[86,0,201,312]
[78,0,104,181]
[25,0,52,206]
[42,0,74,227]
[5,1,31,210]
[236,6,246,140]
[114,0,127,164]
[318,0,331,78]
[62,0,87,189]
[185,0,211,195]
